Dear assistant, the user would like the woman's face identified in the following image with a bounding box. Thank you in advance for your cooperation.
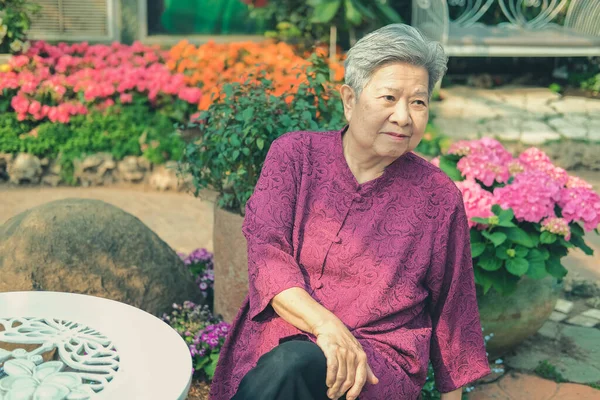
[340,62,430,163]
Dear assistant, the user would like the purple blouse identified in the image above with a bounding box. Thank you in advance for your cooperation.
[209,128,491,399]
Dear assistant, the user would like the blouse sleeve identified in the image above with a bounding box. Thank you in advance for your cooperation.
[426,191,491,393]
[242,137,308,322]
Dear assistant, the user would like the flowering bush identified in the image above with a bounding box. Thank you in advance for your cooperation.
[180,53,345,214]
[0,0,39,54]
[166,39,344,110]
[434,138,599,295]
[162,302,229,380]
[0,41,202,123]
[163,248,227,381]
[178,248,215,308]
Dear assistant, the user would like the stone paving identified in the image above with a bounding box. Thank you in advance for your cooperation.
[433,87,600,145]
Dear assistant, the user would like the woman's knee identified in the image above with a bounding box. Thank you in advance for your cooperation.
[264,340,327,376]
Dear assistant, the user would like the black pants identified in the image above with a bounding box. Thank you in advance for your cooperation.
[232,340,354,400]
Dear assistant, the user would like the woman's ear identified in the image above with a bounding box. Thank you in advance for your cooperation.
[340,84,356,123]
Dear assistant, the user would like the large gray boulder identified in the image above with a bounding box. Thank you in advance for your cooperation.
[0,198,203,315]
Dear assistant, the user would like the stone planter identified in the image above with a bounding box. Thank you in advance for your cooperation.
[213,207,248,322]
[478,276,562,359]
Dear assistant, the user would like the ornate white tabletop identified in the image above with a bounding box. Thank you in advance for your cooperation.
[0,291,192,400]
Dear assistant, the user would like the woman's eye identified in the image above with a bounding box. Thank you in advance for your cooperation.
[383,95,395,101]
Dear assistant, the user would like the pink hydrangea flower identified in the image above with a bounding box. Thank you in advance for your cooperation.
[453,138,513,186]
[558,187,600,231]
[518,147,552,169]
[448,140,474,156]
[566,175,593,189]
[455,179,495,228]
[494,170,562,223]
[541,217,571,241]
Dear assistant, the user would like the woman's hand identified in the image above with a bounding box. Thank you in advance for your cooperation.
[313,319,379,400]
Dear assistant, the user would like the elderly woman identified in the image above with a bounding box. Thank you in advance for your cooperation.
[209,24,490,400]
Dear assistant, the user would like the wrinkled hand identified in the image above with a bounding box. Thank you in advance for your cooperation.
[314,319,379,400]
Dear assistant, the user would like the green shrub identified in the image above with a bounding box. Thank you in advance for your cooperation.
[415,122,451,158]
[180,53,345,214]
[0,0,40,54]
[0,103,185,184]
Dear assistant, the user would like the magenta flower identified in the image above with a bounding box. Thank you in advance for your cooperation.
[494,171,562,223]
[455,179,495,228]
[558,187,600,231]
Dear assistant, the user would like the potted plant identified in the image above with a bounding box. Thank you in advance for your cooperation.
[179,53,345,321]
[434,138,599,357]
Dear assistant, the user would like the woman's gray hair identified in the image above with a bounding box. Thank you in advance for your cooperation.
[344,24,448,100]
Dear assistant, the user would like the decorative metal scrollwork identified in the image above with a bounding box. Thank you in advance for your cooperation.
[0,318,120,399]
[498,0,570,29]
[447,0,497,27]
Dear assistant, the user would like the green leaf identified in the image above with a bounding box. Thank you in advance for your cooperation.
[311,0,342,23]
[497,219,517,228]
[526,250,548,279]
[474,268,493,294]
[205,354,220,379]
[471,242,486,258]
[231,150,240,161]
[344,0,362,25]
[500,227,535,248]
[506,257,529,276]
[570,235,594,255]
[570,222,584,237]
[478,257,503,271]
[495,246,510,260]
[492,204,502,215]
[470,229,483,244]
[546,258,568,279]
[471,217,490,225]
[528,231,540,247]
[195,358,209,368]
[230,134,241,147]
[558,237,574,248]
[438,156,464,182]
[257,138,265,150]
[349,0,376,19]
[497,207,516,227]
[514,246,529,258]
[540,231,557,244]
[372,1,403,22]
[526,261,548,279]
[482,231,507,247]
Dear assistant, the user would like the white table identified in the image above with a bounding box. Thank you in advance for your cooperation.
[0,291,192,400]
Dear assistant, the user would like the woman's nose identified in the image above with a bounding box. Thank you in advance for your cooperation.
[389,102,411,126]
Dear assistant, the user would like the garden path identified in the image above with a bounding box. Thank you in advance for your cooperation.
[434,87,600,145]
